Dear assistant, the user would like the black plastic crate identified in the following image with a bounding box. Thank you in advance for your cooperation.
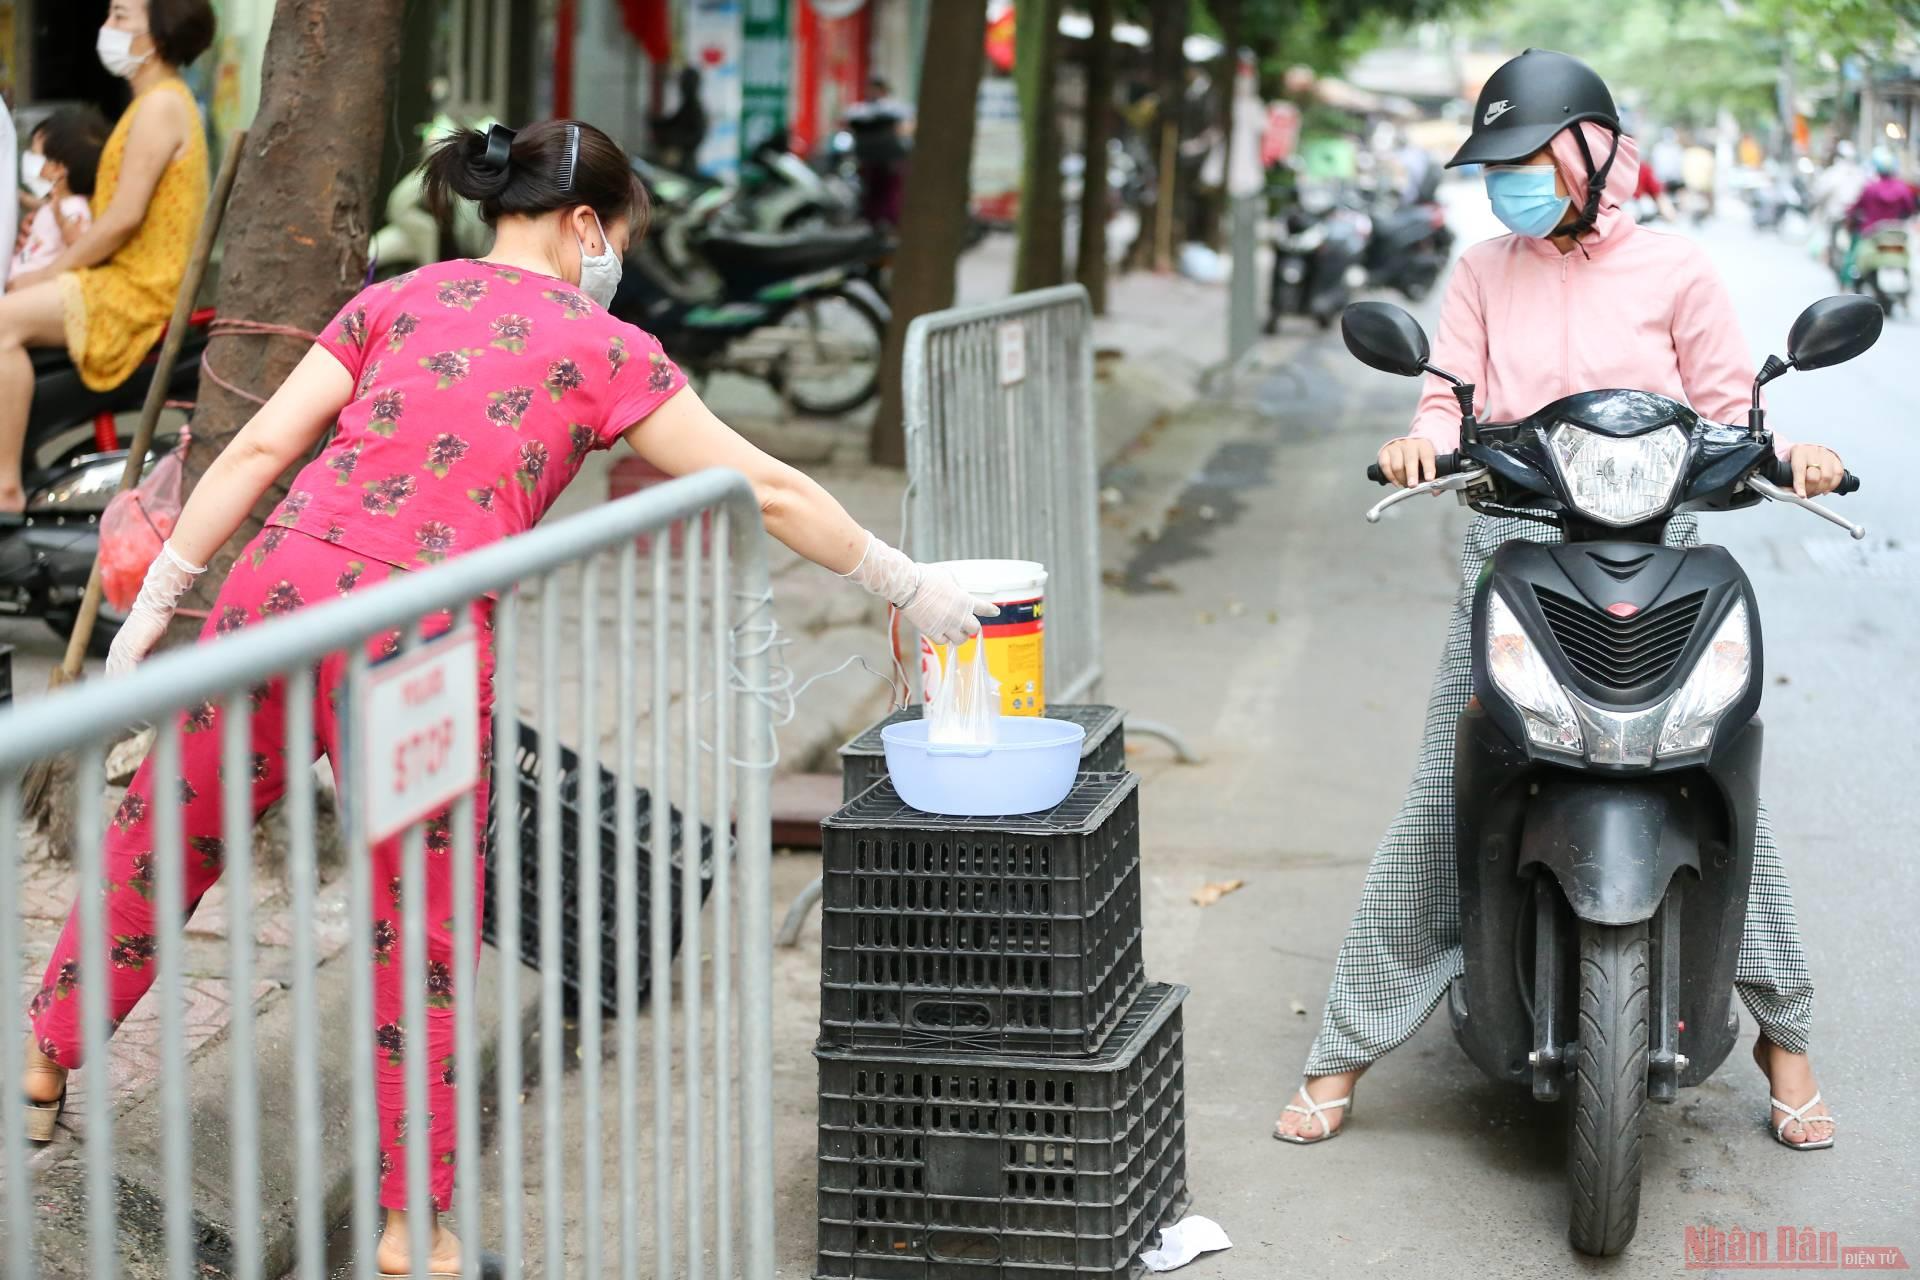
[815,983,1190,1280]
[839,705,1127,803]
[482,722,717,1015]
[819,773,1144,1056]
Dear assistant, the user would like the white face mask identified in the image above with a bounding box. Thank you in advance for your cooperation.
[576,211,623,309]
[97,26,149,79]
[20,152,52,199]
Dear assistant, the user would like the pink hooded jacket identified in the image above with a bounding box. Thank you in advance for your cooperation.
[1409,125,1785,452]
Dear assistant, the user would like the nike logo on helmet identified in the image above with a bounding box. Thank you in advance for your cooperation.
[1483,99,1515,125]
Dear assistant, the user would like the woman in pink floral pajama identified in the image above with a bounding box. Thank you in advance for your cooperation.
[21,119,995,1278]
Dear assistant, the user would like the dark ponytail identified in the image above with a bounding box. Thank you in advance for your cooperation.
[421,119,648,235]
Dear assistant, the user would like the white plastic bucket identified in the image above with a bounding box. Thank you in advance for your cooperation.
[919,559,1047,716]
[880,716,1087,816]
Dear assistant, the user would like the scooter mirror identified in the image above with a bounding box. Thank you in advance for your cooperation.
[1787,294,1883,371]
[1341,302,1431,378]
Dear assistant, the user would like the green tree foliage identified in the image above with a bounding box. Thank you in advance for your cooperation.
[1464,0,1915,132]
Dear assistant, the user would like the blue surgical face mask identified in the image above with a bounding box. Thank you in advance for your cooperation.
[1484,164,1570,238]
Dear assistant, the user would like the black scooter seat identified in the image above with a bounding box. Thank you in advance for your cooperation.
[30,346,76,375]
[699,227,888,286]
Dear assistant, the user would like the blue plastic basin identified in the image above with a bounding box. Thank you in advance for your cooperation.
[879,716,1089,816]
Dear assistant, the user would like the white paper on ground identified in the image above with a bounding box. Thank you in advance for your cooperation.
[1140,1215,1233,1271]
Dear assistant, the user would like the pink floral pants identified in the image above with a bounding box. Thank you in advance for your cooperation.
[29,527,495,1213]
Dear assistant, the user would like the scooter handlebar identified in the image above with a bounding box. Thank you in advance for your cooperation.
[1764,456,1860,495]
[1367,452,1461,486]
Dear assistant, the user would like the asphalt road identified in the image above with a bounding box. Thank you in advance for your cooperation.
[1092,194,1920,1276]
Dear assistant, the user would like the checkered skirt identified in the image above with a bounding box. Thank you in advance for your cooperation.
[1302,512,1814,1077]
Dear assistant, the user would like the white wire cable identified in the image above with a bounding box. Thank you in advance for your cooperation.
[711,586,901,770]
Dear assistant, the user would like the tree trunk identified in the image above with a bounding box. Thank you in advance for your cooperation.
[1128,0,1188,273]
[177,0,408,619]
[869,0,989,468]
[1013,0,1065,292]
[1192,0,1243,249]
[1075,0,1115,313]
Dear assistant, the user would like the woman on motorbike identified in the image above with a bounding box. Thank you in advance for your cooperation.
[1274,50,1841,1152]
[0,0,214,516]
[19,118,994,1277]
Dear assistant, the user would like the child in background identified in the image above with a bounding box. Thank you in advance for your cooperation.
[12,108,108,286]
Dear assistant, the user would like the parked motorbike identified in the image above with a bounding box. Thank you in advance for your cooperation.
[0,314,208,649]
[1847,224,1910,316]
[1266,189,1372,333]
[612,223,893,416]
[1362,193,1451,302]
[1341,293,1880,1256]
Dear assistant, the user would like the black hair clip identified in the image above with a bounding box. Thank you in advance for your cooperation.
[479,123,517,172]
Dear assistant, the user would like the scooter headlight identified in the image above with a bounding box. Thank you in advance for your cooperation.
[1487,589,1583,754]
[1657,598,1751,756]
[1548,424,1689,526]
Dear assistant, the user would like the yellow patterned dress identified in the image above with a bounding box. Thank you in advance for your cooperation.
[58,78,208,392]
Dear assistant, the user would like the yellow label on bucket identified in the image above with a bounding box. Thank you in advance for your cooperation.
[923,596,1045,716]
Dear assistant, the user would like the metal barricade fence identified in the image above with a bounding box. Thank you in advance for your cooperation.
[901,286,1195,765]
[902,285,1103,704]
[0,467,774,1279]
[774,287,1198,948]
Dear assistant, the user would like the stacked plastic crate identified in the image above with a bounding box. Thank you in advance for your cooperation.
[816,706,1190,1279]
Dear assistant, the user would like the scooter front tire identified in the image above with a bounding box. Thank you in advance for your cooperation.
[1567,918,1651,1257]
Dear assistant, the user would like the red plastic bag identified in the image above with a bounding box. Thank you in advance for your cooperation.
[100,445,185,612]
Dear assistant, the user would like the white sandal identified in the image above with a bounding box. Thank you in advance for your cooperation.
[1767,1092,1836,1151]
[1273,1088,1353,1145]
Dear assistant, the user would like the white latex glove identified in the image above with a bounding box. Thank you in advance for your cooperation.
[105,541,206,677]
[840,534,999,646]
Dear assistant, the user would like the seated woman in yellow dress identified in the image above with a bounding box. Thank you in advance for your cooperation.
[0,0,214,516]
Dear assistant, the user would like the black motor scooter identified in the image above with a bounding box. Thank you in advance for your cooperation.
[1266,187,1371,333]
[1341,294,1880,1256]
[612,218,892,418]
[0,317,206,651]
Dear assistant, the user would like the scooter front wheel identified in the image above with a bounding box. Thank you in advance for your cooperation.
[1567,918,1650,1257]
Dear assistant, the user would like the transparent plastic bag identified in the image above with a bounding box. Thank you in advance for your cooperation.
[923,639,1001,746]
[99,445,186,612]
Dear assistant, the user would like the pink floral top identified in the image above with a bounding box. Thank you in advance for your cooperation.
[272,258,687,569]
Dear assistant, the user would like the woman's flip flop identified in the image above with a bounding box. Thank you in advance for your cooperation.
[1767,1092,1836,1151]
[1272,1088,1353,1145]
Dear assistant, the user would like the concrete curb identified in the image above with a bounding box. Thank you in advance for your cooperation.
[31,942,540,1277]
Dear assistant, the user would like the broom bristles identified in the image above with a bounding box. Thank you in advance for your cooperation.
[18,660,85,852]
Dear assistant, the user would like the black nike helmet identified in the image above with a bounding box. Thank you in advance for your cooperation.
[1449,49,1623,236]
[1447,49,1620,169]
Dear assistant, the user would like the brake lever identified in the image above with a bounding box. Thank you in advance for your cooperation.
[1365,468,1491,524]
[1746,475,1867,540]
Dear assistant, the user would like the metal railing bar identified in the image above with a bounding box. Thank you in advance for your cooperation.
[0,471,763,771]
[537,575,565,1280]
[151,721,191,1280]
[614,538,640,1280]
[491,589,525,1278]
[682,509,704,1279]
[576,554,604,1280]
[0,778,33,1280]
[227,688,262,1280]
[401,813,432,1279]
[650,532,673,1280]
[340,650,379,1280]
[74,743,114,1275]
[710,505,733,1278]
[731,501,776,1276]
